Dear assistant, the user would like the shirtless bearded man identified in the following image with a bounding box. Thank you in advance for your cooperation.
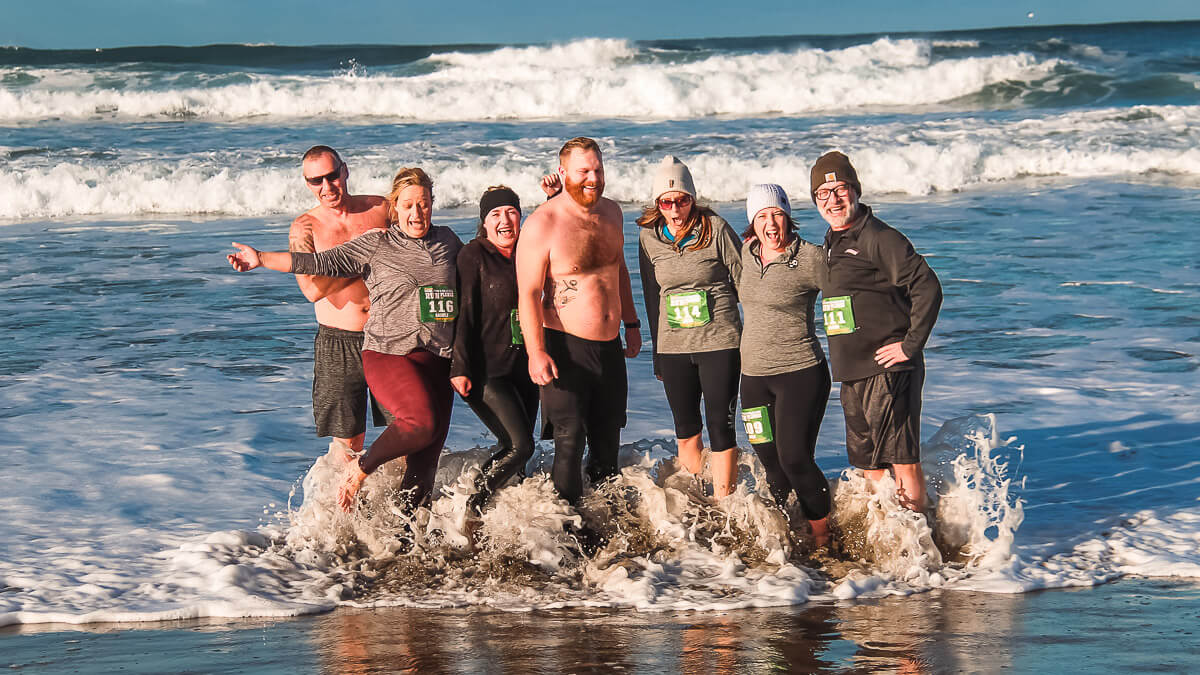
[291,146,390,459]
[516,137,642,504]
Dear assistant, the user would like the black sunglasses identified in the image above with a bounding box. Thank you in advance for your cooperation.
[304,161,344,186]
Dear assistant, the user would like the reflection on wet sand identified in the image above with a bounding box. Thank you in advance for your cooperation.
[310,590,1018,674]
[7,580,1195,673]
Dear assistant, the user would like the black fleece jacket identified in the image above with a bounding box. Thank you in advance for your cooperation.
[450,237,527,381]
[822,205,942,382]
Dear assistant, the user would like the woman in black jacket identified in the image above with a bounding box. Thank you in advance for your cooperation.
[450,186,540,513]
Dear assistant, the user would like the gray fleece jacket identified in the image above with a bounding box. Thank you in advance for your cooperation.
[638,216,743,359]
[734,235,828,376]
[291,224,463,358]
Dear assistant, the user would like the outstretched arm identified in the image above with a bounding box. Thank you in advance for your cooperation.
[227,243,293,273]
[289,217,356,302]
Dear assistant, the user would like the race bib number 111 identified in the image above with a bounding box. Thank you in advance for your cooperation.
[822,295,856,336]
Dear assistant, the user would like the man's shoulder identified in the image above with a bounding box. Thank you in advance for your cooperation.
[864,212,910,243]
[598,197,623,223]
[521,204,555,237]
[352,194,391,229]
[292,208,322,231]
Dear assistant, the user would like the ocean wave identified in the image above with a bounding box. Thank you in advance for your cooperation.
[0,38,1065,122]
[3,105,1199,218]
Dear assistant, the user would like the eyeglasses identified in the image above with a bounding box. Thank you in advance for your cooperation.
[657,195,693,210]
[814,185,850,202]
[304,161,344,186]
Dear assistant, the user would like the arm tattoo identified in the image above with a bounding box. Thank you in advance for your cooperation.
[289,220,315,253]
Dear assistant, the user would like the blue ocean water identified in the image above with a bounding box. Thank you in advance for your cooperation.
[1,20,1199,643]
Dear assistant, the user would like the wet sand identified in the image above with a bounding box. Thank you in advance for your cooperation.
[5,577,1198,673]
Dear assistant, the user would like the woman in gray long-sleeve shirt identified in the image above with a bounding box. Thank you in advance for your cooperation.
[735,184,833,548]
[637,156,743,498]
[228,167,462,515]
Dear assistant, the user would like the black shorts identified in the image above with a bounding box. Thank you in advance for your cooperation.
[840,363,924,470]
[539,328,627,440]
[312,325,388,438]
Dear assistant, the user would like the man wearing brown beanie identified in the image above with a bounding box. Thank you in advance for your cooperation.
[810,151,942,512]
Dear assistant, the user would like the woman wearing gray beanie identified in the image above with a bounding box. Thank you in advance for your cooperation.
[736,183,833,548]
[637,155,744,498]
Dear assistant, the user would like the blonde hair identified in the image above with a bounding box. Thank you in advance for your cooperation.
[386,167,433,224]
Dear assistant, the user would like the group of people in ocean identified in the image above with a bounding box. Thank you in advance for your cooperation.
[226,136,942,549]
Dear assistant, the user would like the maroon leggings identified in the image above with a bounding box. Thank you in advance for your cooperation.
[360,349,453,507]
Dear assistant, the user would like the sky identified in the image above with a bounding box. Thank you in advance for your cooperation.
[3,0,1198,48]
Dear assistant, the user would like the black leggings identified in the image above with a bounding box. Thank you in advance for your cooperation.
[740,362,832,520]
[657,349,740,452]
[463,373,539,509]
[540,329,627,505]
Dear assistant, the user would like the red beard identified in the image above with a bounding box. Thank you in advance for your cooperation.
[565,178,602,208]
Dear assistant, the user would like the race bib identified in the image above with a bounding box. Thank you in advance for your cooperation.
[741,406,774,444]
[666,290,711,328]
[418,285,458,322]
[510,308,524,345]
[822,295,856,336]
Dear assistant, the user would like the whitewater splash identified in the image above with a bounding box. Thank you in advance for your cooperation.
[0,38,1063,123]
[4,414,1198,628]
[4,104,1200,219]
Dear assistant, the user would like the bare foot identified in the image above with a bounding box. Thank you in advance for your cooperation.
[338,466,368,511]
[809,517,831,549]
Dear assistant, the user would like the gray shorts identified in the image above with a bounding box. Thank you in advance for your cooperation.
[840,363,924,470]
[313,325,387,438]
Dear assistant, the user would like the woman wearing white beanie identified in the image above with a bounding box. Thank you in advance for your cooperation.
[735,183,833,548]
[637,155,744,498]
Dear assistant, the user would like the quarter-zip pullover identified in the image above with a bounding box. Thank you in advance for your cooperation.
[639,216,743,356]
[291,224,463,358]
[822,205,942,382]
[735,236,827,376]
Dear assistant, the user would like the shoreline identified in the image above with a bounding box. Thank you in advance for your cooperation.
[6,577,1199,673]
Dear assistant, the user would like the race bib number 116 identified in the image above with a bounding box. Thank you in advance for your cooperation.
[419,285,458,322]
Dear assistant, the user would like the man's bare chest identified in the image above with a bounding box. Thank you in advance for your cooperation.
[550,223,621,275]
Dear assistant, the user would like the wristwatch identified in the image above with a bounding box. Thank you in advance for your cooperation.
[624,320,641,329]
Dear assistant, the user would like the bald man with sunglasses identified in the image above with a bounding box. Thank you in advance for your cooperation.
[290,145,391,462]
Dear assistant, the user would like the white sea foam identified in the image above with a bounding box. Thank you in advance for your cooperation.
[15,414,1184,626]
[3,103,1200,218]
[0,38,1060,123]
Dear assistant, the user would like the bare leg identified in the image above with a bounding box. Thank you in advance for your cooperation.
[709,447,739,499]
[891,462,927,512]
[808,516,830,548]
[863,468,887,482]
[335,433,366,462]
[676,433,704,475]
